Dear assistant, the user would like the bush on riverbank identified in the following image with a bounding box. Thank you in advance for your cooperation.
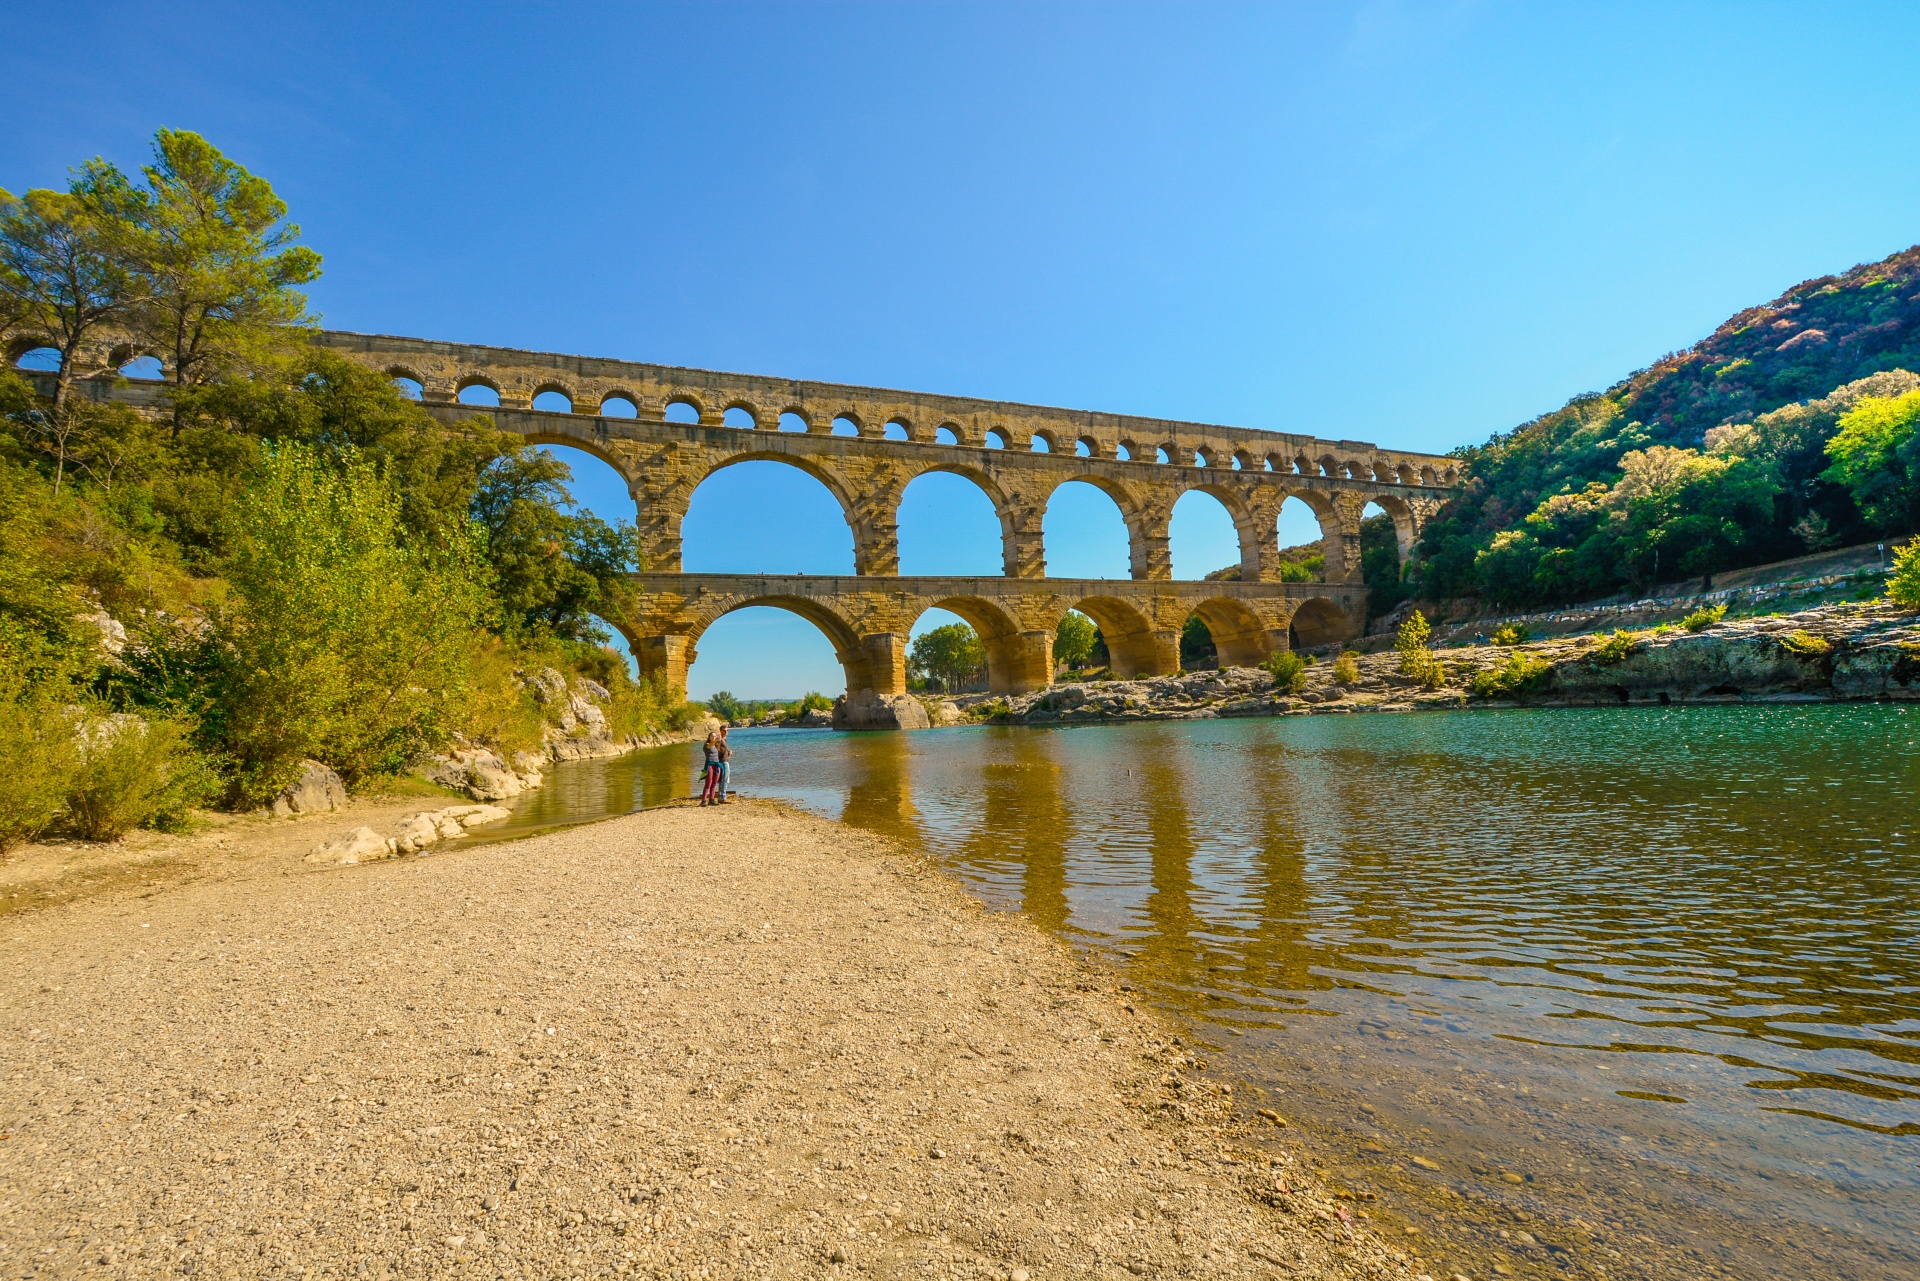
[1681,604,1728,632]
[1892,540,1920,608]
[1266,649,1309,694]
[1470,650,1553,698]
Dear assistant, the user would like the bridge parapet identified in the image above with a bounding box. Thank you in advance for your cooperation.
[316,330,1461,488]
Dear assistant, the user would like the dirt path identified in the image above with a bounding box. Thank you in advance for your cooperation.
[0,803,1417,1280]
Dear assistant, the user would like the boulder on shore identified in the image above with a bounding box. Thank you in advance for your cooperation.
[303,826,395,865]
[269,760,348,818]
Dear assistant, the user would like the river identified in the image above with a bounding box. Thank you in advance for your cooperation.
[483,706,1919,1281]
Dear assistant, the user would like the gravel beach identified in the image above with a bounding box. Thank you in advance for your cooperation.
[0,802,1418,1280]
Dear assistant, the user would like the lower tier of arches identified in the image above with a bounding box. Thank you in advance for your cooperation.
[606,573,1367,728]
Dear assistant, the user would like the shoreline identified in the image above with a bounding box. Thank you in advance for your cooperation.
[0,800,1421,1280]
[968,599,1919,727]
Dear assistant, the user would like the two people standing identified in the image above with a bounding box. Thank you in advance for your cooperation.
[699,726,732,805]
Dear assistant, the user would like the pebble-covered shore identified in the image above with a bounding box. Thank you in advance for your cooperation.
[0,804,1422,1280]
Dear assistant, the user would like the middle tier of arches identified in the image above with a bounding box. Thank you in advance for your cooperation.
[503,410,1439,586]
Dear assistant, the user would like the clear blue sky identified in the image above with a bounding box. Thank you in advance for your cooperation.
[9,2,1920,698]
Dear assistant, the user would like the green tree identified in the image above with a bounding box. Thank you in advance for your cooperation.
[1179,613,1215,668]
[909,622,984,692]
[0,187,140,421]
[1824,389,1920,535]
[78,129,322,396]
[203,442,489,802]
[1054,610,1097,669]
[468,447,642,642]
[705,690,746,722]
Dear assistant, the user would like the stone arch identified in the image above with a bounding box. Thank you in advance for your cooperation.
[899,460,1026,569]
[1029,428,1060,454]
[914,596,1046,694]
[1188,597,1274,669]
[1039,473,1155,580]
[663,394,703,423]
[1289,596,1354,650]
[684,450,871,569]
[511,423,639,488]
[721,399,764,428]
[831,410,866,437]
[529,382,574,412]
[884,416,915,441]
[597,389,642,417]
[1068,594,1172,680]
[455,373,500,396]
[660,594,866,703]
[1365,491,1418,560]
[383,363,427,387]
[897,465,1007,576]
[1075,435,1101,458]
[1185,482,1265,580]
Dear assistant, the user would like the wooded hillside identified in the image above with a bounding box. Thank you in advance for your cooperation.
[1416,245,1920,606]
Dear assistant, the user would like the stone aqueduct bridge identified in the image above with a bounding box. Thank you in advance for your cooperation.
[49,329,1437,727]
[316,332,1462,726]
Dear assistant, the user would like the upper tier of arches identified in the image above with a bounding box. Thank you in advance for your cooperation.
[313,331,1459,488]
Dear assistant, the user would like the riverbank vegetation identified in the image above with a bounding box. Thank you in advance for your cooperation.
[0,130,689,850]
[1414,244,1920,611]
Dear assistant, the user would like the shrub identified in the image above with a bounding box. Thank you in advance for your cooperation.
[1780,628,1833,657]
[1681,604,1728,632]
[65,712,216,841]
[1891,540,1920,609]
[1490,623,1529,646]
[1393,611,1449,688]
[1470,651,1553,698]
[1265,650,1309,694]
[1332,652,1360,683]
[207,443,491,803]
[1590,629,1639,664]
[0,665,81,856]
[1395,610,1433,675]
[784,691,833,723]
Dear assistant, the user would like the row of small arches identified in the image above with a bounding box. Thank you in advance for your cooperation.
[396,367,1456,486]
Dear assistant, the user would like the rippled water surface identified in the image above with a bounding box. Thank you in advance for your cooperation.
[490,706,1920,1280]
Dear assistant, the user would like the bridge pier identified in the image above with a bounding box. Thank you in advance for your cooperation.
[635,634,693,694]
[983,630,1056,695]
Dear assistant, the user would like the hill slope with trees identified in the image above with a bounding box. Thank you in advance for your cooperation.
[0,130,687,851]
[1415,244,1920,608]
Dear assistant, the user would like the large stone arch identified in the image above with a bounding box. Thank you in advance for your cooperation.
[1288,596,1357,650]
[1038,473,1162,581]
[1179,481,1265,581]
[916,595,1050,694]
[1362,491,1419,560]
[674,449,876,573]
[1069,593,1177,679]
[897,462,1013,577]
[1188,596,1277,669]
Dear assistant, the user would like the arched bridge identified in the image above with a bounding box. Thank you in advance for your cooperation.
[315,331,1462,726]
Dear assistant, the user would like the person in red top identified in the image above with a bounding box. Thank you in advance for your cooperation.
[698,731,721,805]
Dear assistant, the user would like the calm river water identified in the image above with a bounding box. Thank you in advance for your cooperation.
[485,707,1919,1281]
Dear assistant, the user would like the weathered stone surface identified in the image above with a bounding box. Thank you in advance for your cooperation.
[392,804,513,853]
[269,759,348,818]
[303,826,395,865]
[834,691,932,731]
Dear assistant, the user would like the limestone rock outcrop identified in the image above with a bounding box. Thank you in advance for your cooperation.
[304,804,511,865]
[268,760,348,818]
